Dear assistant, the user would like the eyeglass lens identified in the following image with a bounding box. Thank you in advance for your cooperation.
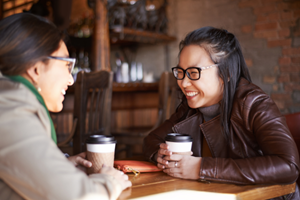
[173,67,200,80]
[67,62,74,74]
[48,56,75,74]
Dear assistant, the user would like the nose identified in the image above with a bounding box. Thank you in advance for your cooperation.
[68,74,74,86]
[180,74,191,88]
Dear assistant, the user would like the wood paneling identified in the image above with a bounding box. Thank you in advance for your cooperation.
[0,0,3,19]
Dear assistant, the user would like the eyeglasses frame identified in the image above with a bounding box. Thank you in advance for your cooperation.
[172,64,218,80]
[47,56,76,74]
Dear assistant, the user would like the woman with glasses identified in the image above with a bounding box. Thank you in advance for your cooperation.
[0,13,131,200]
[143,26,299,199]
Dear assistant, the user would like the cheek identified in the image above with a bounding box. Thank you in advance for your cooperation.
[209,80,223,99]
[177,80,184,90]
[201,77,223,96]
[39,77,63,110]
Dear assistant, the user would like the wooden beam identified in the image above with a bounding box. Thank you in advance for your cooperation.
[0,0,3,20]
[2,1,34,13]
[92,0,111,71]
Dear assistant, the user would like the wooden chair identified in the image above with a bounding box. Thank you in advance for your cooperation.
[284,112,300,186]
[111,72,182,157]
[51,112,78,147]
[51,107,78,155]
[73,70,113,155]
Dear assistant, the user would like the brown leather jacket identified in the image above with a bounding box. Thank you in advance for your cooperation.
[143,78,299,200]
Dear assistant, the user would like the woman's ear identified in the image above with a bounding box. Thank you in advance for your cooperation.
[25,62,43,85]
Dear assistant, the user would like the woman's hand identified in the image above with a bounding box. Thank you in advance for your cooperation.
[68,152,92,172]
[155,143,173,169]
[162,154,202,180]
[100,165,132,190]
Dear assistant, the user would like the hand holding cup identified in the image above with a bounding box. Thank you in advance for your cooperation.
[156,133,193,169]
[161,133,200,180]
[165,133,193,155]
[86,135,116,175]
[100,165,132,190]
[155,143,172,169]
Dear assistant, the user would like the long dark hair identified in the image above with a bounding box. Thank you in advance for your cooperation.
[179,26,252,140]
[0,13,64,76]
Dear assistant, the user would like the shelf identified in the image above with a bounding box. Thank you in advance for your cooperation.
[110,26,176,45]
[112,82,158,92]
[67,27,176,50]
[66,81,159,94]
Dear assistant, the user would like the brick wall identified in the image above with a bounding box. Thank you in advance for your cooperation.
[136,0,300,114]
[239,0,300,113]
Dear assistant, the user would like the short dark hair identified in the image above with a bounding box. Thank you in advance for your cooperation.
[179,26,252,140]
[0,13,64,76]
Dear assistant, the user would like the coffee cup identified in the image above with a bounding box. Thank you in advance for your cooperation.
[86,135,116,174]
[165,133,193,155]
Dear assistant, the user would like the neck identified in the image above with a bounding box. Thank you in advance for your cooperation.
[198,103,220,122]
[21,73,35,85]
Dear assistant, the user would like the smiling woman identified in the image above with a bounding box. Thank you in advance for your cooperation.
[0,13,131,200]
[32,41,74,112]
[143,26,300,200]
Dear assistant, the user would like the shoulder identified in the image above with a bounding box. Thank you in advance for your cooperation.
[232,78,282,124]
[233,78,276,111]
[0,75,50,140]
[234,78,270,107]
[0,75,40,110]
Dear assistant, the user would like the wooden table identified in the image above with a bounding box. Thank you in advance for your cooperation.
[118,172,296,200]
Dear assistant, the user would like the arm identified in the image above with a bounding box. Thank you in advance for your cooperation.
[67,152,92,172]
[143,100,192,162]
[143,119,174,162]
[162,91,300,184]
[200,93,300,185]
[0,101,129,200]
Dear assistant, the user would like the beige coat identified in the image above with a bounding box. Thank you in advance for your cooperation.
[0,73,123,200]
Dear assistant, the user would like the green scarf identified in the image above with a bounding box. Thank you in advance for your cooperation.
[7,75,57,144]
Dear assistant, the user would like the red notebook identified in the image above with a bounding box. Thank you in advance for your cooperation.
[114,160,162,175]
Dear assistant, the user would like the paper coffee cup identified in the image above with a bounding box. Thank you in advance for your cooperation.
[86,135,116,174]
[165,133,193,155]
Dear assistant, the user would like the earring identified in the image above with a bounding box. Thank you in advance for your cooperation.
[37,87,41,92]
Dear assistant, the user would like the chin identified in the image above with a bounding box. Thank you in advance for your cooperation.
[187,102,200,109]
[49,105,63,113]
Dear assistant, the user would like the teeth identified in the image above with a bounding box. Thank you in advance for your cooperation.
[186,92,198,97]
[61,89,66,95]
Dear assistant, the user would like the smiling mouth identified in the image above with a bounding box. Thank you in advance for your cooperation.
[186,92,199,97]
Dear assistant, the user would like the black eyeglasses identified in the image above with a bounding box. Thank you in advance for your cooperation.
[172,64,218,80]
[47,56,76,74]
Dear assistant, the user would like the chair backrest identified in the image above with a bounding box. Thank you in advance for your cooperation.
[155,72,182,128]
[73,70,113,154]
[285,112,300,150]
[284,112,300,185]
